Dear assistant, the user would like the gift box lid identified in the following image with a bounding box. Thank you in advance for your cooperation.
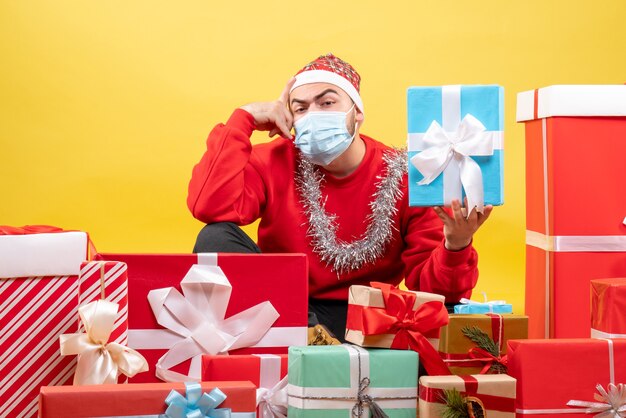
[439,314,528,354]
[0,227,88,278]
[407,85,504,133]
[516,85,626,122]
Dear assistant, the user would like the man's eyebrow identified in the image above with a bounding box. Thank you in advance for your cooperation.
[290,88,339,105]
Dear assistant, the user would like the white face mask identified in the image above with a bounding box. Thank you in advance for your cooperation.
[293,104,357,166]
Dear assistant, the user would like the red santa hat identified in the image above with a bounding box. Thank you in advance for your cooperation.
[290,53,364,114]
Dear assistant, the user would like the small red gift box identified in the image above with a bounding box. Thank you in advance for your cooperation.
[591,278,626,338]
[94,253,308,383]
[202,354,288,417]
[507,338,626,417]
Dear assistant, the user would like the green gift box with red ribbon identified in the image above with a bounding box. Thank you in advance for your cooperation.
[345,282,450,376]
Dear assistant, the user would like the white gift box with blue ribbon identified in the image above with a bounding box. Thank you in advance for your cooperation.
[407,85,504,211]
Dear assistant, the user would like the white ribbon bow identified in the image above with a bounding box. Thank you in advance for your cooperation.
[59,300,149,385]
[567,383,626,417]
[458,296,508,307]
[148,263,280,382]
[257,376,289,418]
[410,113,494,215]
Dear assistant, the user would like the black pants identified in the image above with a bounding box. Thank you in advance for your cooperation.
[193,222,348,341]
[193,222,262,253]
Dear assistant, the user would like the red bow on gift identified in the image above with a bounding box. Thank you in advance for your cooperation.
[0,225,65,235]
[360,282,451,376]
[468,347,508,374]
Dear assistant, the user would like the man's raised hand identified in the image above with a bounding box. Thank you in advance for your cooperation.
[433,198,494,251]
[239,77,296,139]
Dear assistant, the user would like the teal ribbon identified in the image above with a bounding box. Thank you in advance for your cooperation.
[164,383,232,418]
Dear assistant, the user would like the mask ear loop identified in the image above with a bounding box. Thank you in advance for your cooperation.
[349,104,360,140]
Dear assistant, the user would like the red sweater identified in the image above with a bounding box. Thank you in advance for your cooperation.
[187,109,478,302]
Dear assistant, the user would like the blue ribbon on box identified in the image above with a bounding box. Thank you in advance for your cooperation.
[453,297,513,314]
[164,383,230,418]
[407,85,504,210]
[98,382,255,418]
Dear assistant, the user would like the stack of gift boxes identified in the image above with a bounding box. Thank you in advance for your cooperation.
[1,84,625,418]
[508,85,626,416]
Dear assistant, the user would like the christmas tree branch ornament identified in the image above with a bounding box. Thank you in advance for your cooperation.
[440,388,487,418]
[461,326,508,374]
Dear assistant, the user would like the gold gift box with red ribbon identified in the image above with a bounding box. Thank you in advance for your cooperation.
[438,313,528,375]
[419,374,516,417]
[345,282,451,376]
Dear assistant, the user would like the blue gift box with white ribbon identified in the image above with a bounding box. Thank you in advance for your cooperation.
[407,85,504,210]
[453,297,513,314]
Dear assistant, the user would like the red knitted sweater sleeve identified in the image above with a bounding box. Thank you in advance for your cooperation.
[401,204,479,303]
[187,109,267,225]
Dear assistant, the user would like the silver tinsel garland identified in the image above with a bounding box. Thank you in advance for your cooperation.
[295,148,408,274]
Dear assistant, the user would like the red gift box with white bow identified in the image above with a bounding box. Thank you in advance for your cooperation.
[507,338,626,417]
[94,253,309,383]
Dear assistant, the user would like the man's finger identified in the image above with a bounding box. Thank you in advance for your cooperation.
[477,205,494,227]
[433,206,451,224]
[282,106,294,129]
[278,77,297,103]
[462,197,472,219]
[450,199,464,222]
[466,206,478,223]
[275,116,293,139]
[279,106,294,138]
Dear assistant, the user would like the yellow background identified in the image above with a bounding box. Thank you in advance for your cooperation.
[2,1,625,312]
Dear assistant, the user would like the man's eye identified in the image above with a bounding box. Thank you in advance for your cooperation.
[322,101,334,106]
